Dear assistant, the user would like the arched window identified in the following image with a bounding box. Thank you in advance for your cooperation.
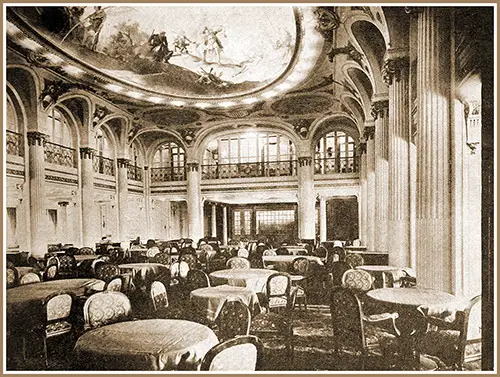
[44,109,76,167]
[93,128,115,175]
[202,131,296,179]
[314,130,358,174]
[151,141,186,182]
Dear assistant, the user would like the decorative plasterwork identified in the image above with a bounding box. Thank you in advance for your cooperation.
[370,100,389,120]
[382,57,409,86]
[314,7,341,41]
[363,125,375,140]
[327,42,364,67]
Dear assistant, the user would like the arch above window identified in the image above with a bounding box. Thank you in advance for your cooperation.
[44,108,73,148]
[314,130,358,174]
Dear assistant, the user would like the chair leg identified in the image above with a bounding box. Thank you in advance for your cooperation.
[43,337,49,368]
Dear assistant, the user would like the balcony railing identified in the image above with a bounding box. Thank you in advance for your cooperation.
[201,160,297,180]
[93,155,115,176]
[127,164,143,181]
[6,130,24,157]
[151,166,186,182]
[314,156,359,174]
[44,141,77,168]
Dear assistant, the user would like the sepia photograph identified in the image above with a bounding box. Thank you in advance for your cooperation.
[3,3,495,372]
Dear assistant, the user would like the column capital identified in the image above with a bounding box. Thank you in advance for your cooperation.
[58,201,69,207]
[298,156,313,167]
[27,131,48,146]
[359,141,367,155]
[80,147,95,159]
[186,162,200,172]
[116,158,130,169]
[371,100,389,120]
[382,56,409,86]
[363,126,376,140]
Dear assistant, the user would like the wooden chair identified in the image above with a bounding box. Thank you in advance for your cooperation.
[290,257,310,309]
[263,249,277,256]
[250,272,298,357]
[179,253,199,270]
[216,297,251,342]
[43,265,59,281]
[95,263,121,283]
[83,291,132,331]
[345,253,365,268]
[109,248,126,264]
[151,252,171,266]
[77,247,95,255]
[200,335,264,371]
[40,291,76,367]
[186,269,211,291]
[6,267,19,288]
[57,254,77,279]
[226,256,251,269]
[104,275,126,292]
[329,287,398,369]
[342,269,374,291]
[237,248,249,258]
[170,260,190,282]
[416,295,482,370]
[20,272,41,285]
[150,280,169,313]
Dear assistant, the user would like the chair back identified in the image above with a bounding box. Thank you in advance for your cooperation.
[43,265,59,281]
[263,249,277,256]
[275,247,289,255]
[179,253,198,269]
[291,257,310,275]
[95,263,121,282]
[150,280,169,311]
[237,248,249,258]
[146,246,161,259]
[226,257,251,269]
[104,275,125,292]
[216,297,251,342]
[266,272,292,310]
[314,246,328,258]
[46,255,60,269]
[341,269,373,291]
[200,335,264,371]
[170,260,190,280]
[20,272,41,285]
[329,287,365,352]
[83,291,131,330]
[345,253,365,268]
[77,247,95,255]
[57,254,76,277]
[43,291,74,322]
[151,252,171,266]
[329,261,351,287]
[109,248,126,264]
[6,267,19,288]
[186,269,211,290]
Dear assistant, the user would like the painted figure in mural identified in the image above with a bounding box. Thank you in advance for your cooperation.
[201,26,225,64]
[148,31,174,63]
[83,6,107,51]
[65,6,85,43]
[173,34,193,55]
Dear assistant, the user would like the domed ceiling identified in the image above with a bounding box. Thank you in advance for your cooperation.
[8,6,323,105]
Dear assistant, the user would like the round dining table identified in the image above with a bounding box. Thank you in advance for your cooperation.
[209,268,275,292]
[119,263,169,281]
[74,319,218,371]
[190,285,262,322]
[262,255,324,270]
[366,287,468,308]
[357,265,401,288]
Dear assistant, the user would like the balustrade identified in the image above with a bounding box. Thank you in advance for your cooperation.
[93,155,115,176]
[314,156,358,174]
[201,160,297,179]
[44,141,76,167]
[127,164,143,181]
[6,130,24,157]
[150,166,186,182]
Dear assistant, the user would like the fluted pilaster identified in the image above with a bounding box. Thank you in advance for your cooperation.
[358,143,367,246]
[364,123,376,251]
[386,50,411,267]
[415,7,452,291]
[80,147,98,247]
[116,158,129,242]
[297,156,315,240]
[222,206,228,246]
[211,204,217,238]
[27,131,47,258]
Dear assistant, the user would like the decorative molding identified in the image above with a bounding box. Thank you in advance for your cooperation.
[382,57,410,86]
[39,79,71,110]
[116,158,130,169]
[6,168,25,177]
[79,147,95,159]
[359,141,367,155]
[186,162,199,172]
[371,100,389,120]
[45,175,78,185]
[129,188,144,194]
[298,156,313,167]
[92,105,109,128]
[26,131,48,147]
[363,126,376,140]
[181,129,196,145]
[58,201,69,207]
[327,42,364,66]
[314,7,341,41]
[94,183,116,190]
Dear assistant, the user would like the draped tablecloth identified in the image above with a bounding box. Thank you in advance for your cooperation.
[190,285,262,322]
[6,278,104,331]
[209,269,275,293]
[262,255,324,271]
[118,263,169,283]
[73,319,218,371]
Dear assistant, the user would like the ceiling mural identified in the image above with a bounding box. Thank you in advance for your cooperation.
[11,6,298,99]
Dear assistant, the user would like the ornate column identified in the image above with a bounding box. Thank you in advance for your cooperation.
[384,50,411,267]
[116,158,129,242]
[319,196,327,243]
[364,123,376,251]
[211,204,217,238]
[27,131,48,259]
[143,166,153,239]
[222,206,228,246]
[297,156,315,240]
[57,201,69,245]
[186,162,203,242]
[358,140,367,245]
[80,147,98,247]
[415,7,453,291]
[372,97,389,253]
